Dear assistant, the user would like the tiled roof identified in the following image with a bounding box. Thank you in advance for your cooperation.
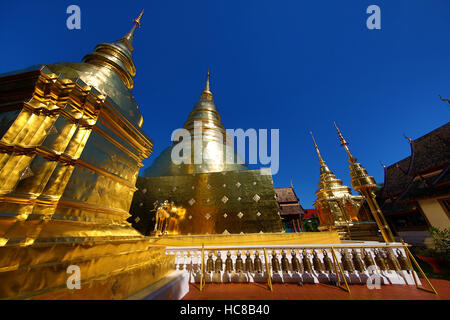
[410,122,450,175]
[381,157,412,198]
[279,203,303,216]
[380,122,450,201]
[275,187,298,203]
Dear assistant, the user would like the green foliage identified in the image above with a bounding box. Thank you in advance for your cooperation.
[414,227,450,263]
[428,226,450,252]
[302,216,320,232]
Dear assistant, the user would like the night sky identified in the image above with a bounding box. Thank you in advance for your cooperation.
[1,0,449,207]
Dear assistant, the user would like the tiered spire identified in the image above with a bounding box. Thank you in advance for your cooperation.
[333,122,395,242]
[118,9,144,51]
[310,131,362,228]
[334,122,357,164]
[184,70,223,137]
[310,131,326,166]
[82,9,144,89]
[200,70,214,101]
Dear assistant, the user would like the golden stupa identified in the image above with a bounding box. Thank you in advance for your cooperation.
[0,10,174,299]
[333,122,396,243]
[310,132,364,226]
[130,71,284,236]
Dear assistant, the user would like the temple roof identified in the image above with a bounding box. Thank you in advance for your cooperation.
[380,157,413,198]
[275,186,305,217]
[409,122,450,174]
[275,187,299,203]
[380,122,450,204]
[279,204,304,216]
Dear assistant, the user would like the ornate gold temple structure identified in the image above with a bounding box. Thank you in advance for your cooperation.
[333,122,396,243]
[0,8,425,301]
[130,72,284,235]
[0,11,174,299]
[310,132,379,240]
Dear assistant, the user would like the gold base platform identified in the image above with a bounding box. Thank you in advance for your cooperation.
[149,231,341,247]
[0,239,175,300]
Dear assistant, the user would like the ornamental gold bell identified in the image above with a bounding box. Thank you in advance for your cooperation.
[386,249,401,272]
[352,249,366,273]
[291,250,303,273]
[312,250,324,273]
[245,251,254,272]
[281,251,290,272]
[215,252,223,273]
[235,251,244,272]
[254,251,263,273]
[396,249,412,271]
[302,250,313,273]
[374,249,387,271]
[206,252,214,273]
[363,249,376,268]
[225,251,233,273]
[340,249,355,273]
[322,250,334,273]
[271,251,281,273]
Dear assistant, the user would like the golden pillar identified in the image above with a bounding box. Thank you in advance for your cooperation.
[334,122,395,243]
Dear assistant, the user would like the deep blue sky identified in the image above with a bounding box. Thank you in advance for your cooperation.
[1,1,449,207]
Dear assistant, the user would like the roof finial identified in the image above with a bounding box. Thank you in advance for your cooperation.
[334,122,357,164]
[403,133,413,143]
[310,131,325,166]
[205,69,210,91]
[119,9,144,51]
[200,69,214,101]
[439,95,450,104]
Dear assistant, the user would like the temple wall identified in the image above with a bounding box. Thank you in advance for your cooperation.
[418,198,450,229]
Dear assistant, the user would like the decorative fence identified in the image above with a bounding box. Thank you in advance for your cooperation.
[166,241,438,295]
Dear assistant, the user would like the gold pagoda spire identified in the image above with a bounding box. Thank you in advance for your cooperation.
[310,130,363,232]
[82,9,144,89]
[334,122,357,164]
[310,131,335,176]
[310,131,326,166]
[200,70,214,101]
[118,9,144,51]
[334,122,395,242]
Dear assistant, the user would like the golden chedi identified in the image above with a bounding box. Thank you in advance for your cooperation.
[130,72,284,236]
[310,132,378,240]
[334,122,396,242]
[0,10,174,299]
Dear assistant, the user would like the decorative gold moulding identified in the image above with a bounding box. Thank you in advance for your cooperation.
[149,231,341,247]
